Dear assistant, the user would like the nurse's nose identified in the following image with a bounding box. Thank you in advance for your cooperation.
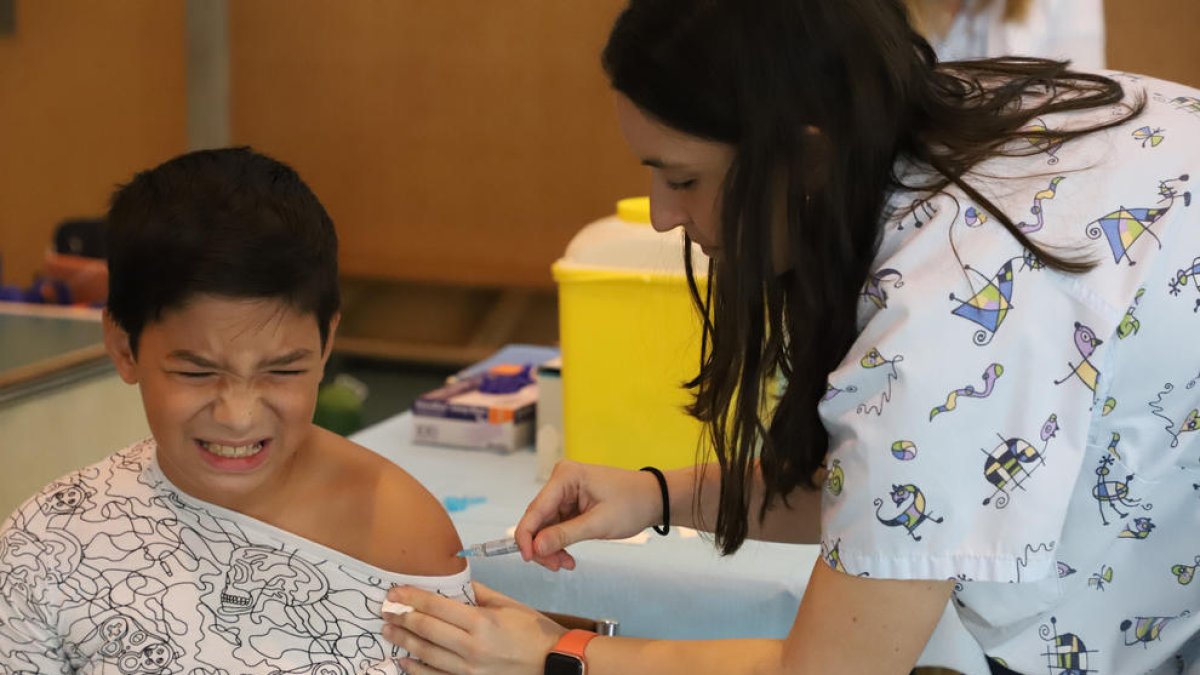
[648,188,688,234]
[650,216,685,234]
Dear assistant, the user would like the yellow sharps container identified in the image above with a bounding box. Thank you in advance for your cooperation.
[552,197,709,471]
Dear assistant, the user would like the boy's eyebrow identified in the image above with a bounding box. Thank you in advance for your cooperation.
[167,351,221,369]
[166,349,314,369]
[259,349,315,368]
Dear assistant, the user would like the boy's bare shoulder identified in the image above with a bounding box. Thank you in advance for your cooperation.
[318,431,466,577]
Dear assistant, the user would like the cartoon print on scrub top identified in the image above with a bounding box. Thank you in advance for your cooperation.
[1088,564,1113,591]
[824,459,845,496]
[0,442,474,673]
[1104,432,1122,461]
[1039,617,1098,674]
[893,197,939,231]
[1117,287,1147,338]
[942,178,1061,348]
[1168,255,1200,312]
[1014,542,1056,583]
[1132,126,1166,148]
[891,440,918,461]
[1101,397,1118,417]
[1148,382,1200,448]
[1085,175,1191,266]
[949,258,1023,346]
[981,413,1059,508]
[822,382,858,403]
[820,539,868,577]
[1056,561,1078,579]
[1166,95,1200,117]
[1118,516,1156,540]
[964,206,988,227]
[873,484,943,541]
[1121,611,1192,648]
[1021,118,1064,164]
[1090,453,1153,527]
[862,268,905,309]
[929,363,1004,420]
[872,186,1059,355]
[1053,322,1103,400]
[855,348,904,416]
[1171,555,1200,585]
[1014,177,1065,234]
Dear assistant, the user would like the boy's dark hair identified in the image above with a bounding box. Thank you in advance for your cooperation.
[105,147,340,355]
[604,0,1140,555]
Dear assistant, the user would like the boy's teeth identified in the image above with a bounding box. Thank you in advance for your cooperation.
[201,441,263,458]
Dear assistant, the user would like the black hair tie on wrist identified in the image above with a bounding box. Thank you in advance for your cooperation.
[639,466,670,536]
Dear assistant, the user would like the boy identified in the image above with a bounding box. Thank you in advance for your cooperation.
[0,148,469,673]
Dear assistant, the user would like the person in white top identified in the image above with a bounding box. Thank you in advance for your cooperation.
[907,0,1106,69]
[380,1,1200,674]
[0,148,491,673]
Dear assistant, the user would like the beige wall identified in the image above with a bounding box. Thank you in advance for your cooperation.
[1,1,1197,293]
[228,1,1200,291]
[1106,0,1200,88]
[229,1,644,289]
[0,1,187,288]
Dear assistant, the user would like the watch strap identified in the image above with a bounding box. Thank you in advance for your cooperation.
[551,628,598,660]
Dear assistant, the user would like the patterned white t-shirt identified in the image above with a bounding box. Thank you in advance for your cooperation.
[819,73,1200,674]
[0,439,473,674]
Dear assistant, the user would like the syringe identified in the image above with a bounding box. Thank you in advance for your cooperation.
[456,536,521,558]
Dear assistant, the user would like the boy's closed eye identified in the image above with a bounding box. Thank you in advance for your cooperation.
[173,371,216,379]
[170,369,307,378]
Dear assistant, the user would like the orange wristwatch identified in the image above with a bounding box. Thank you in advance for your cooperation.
[544,629,599,675]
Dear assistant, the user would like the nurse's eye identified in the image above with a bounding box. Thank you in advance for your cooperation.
[666,179,696,191]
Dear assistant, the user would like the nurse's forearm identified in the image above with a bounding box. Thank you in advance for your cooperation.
[587,636,784,675]
[666,462,821,544]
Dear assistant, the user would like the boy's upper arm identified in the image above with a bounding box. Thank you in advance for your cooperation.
[371,464,467,577]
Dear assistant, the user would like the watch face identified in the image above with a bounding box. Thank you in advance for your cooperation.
[544,652,585,675]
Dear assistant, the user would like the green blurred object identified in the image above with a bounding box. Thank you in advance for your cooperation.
[314,374,368,435]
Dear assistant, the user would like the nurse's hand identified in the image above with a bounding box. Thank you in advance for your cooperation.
[383,582,563,675]
[515,461,663,571]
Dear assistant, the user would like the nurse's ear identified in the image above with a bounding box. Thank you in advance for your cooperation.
[103,310,139,385]
[772,125,829,273]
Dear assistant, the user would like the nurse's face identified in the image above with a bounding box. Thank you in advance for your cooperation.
[614,93,735,259]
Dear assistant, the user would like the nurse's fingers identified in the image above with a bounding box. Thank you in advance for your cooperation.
[386,586,479,636]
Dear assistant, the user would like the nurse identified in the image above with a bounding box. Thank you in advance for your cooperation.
[384,0,1200,673]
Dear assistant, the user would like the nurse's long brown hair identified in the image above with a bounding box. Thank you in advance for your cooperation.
[603,0,1141,554]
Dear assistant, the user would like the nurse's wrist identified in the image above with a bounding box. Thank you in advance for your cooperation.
[639,467,670,535]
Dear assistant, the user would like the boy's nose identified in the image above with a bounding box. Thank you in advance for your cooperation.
[212,385,259,432]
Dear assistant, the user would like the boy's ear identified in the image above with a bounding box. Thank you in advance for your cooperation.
[321,312,341,363]
[102,311,139,384]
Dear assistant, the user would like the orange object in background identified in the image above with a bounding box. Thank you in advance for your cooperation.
[40,250,107,306]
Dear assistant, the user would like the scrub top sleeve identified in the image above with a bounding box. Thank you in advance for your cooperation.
[817,249,1113,585]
